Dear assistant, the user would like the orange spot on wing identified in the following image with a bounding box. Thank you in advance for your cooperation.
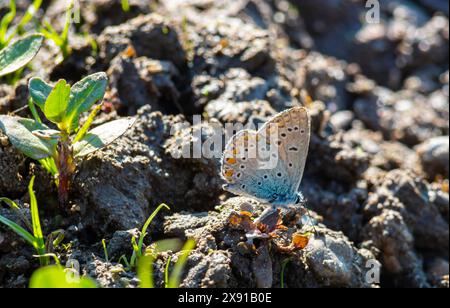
[226,157,237,165]
[224,169,234,178]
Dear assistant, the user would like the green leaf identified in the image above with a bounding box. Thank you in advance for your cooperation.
[44,79,71,125]
[29,77,53,110]
[0,214,35,247]
[65,72,108,133]
[0,197,32,231]
[0,115,56,160]
[29,266,97,288]
[0,33,44,77]
[72,117,135,157]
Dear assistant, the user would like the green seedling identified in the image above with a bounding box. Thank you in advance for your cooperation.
[29,265,97,288]
[0,0,43,49]
[114,203,195,287]
[165,239,196,288]
[138,238,196,289]
[0,72,135,206]
[40,0,74,59]
[0,176,64,266]
[127,204,171,269]
[102,239,109,263]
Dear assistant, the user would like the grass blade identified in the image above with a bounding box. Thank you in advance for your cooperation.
[28,176,48,265]
[165,256,172,288]
[0,0,16,47]
[17,0,43,30]
[138,255,154,288]
[129,204,170,268]
[102,239,109,263]
[0,214,35,246]
[168,239,196,288]
[0,197,32,230]
[139,204,170,253]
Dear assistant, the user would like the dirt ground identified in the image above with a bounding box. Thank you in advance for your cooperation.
[0,0,448,288]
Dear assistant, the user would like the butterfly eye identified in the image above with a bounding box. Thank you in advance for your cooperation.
[289,163,293,167]
[277,172,282,177]
[281,133,287,138]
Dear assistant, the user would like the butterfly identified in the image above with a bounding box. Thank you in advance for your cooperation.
[221,107,311,216]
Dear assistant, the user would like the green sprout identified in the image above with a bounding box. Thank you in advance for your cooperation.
[114,203,195,287]
[138,239,196,289]
[120,203,171,269]
[102,239,110,263]
[130,204,171,267]
[40,0,74,59]
[0,176,65,267]
[0,0,43,49]
[166,239,196,288]
[0,72,135,206]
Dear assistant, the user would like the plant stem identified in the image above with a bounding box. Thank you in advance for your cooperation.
[56,138,75,207]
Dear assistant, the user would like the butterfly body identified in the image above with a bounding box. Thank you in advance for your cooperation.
[221,107,311,208]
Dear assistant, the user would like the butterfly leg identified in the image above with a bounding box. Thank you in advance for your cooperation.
[296,192,318,236]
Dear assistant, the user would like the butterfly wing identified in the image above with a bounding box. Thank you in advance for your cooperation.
[221,130,290,203]
[221,107,310,205]
[259,107,310,195]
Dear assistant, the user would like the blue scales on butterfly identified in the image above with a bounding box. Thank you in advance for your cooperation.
[221,107,311,209]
